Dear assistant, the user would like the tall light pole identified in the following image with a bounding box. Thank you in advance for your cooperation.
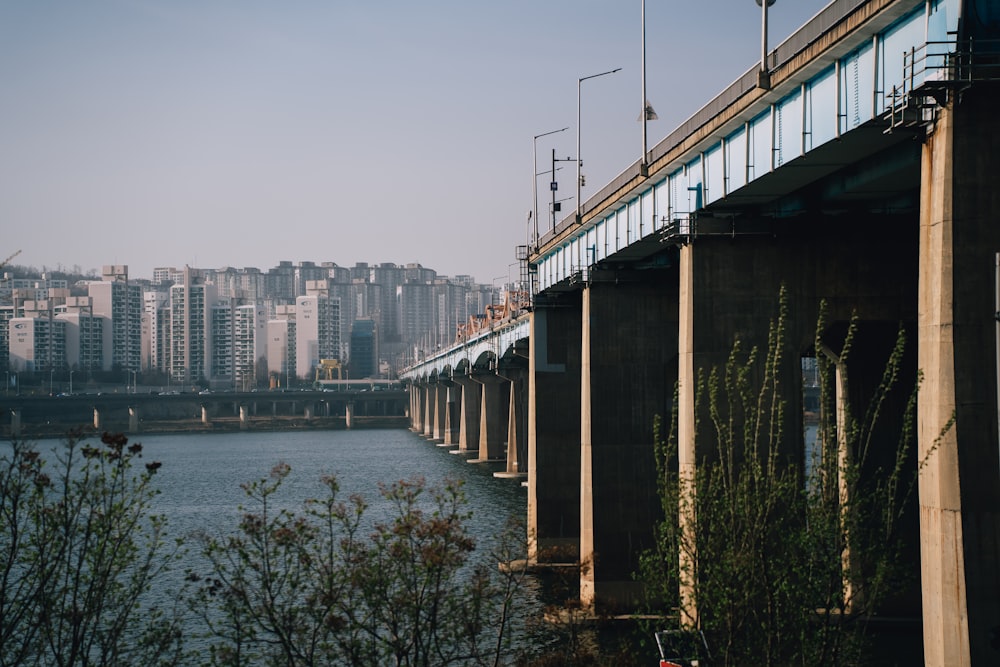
[757,0,777,89]
[533,127,569,248]
[642,0,648,170]
[577,67,621,224]
[640,0,658,174]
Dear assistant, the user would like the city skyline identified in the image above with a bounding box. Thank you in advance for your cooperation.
[2,256,496,286]
[3,259,498,385]
[1,1,829,286]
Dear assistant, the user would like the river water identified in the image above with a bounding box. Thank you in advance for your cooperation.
[13,428,553,661]
[137,428,527,549]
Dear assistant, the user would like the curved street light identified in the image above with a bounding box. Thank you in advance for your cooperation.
[577,67,621,224]
[756,0,777,88]
[533,127,569,249]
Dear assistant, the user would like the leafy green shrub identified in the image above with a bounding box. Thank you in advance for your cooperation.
[189,465,527,666]
[1,431,183,667]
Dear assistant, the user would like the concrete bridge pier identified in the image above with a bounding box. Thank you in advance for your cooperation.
[345,402,354,430]
[580,270,678,611]
[452,374,481,454]
[128,406,140,434]
[472,372,508,462]
[10,409,21,438]
[423,382,437,439]
[917,87,1000,666]
[442,379,460,446]
[409,382,424,432]
[675,213,919,625]
[304,402,315,421]
[93,407,102,431]
[201,405,211,425]
[239,404,249,430]
[498,359,528,477]
[432,380,450,443]
[528,297,582,565]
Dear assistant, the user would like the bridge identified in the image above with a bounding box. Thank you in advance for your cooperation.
[0,389,408,437]
[403,0,998,662]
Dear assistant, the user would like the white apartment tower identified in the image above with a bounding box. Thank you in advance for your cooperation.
[210,299,234,384]
[7,317,66,373]
[58,296,105,373]
[295,281,341,381]
[168,266,217,384]
[267,305,296,388]
[143,290,170,374]
[234,304,266,391]
[88,266,142,374]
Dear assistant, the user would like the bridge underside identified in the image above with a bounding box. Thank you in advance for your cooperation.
[405,4,1000,662]
[524,89,998,663]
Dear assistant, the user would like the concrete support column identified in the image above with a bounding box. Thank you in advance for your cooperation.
[499,361,528,476]
[346,402,354,430]
[452,374,481,454]
[579,271,677,611]
[473,372,508,462]
[675,215,918,625]
[423,383,436,438]
[432,381,448,442]
[528,298,582,565]
[917,91,1000,666]
[239,404,249,430]
[11,409,21,438]
[442,380,459,445]
[410,384,423,432]
[304,402,315,420]
[93,407,102,431]
[201,405,211,424]
[128,406,140,433]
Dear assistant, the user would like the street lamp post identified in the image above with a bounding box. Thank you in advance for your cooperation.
[577,67,621,224]
[642,0,647,167]
[533,127,569,248]
[639,0,658,173]
[757,0,777,88]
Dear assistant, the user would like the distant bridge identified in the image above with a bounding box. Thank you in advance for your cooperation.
[0,389,408,437]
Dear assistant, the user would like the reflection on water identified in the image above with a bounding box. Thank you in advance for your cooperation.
[140,428,527,549]
[12,429,546,659]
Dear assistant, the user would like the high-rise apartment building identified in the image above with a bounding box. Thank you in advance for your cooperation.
[58,296,103,373]
[88,266,142,374]
[267,304,296,388]
[234,304,267,391]
[210,299,234,383]
[169,267,217,384]
[143,290,170,374]
[349,318,378,379]
[8,317,66,374]
[265,261,296,302]
[295,281,341,381]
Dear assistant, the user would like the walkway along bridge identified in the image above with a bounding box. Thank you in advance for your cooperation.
[401,1,1000,663]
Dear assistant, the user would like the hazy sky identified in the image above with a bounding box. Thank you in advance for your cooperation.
[1,0,828,284]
